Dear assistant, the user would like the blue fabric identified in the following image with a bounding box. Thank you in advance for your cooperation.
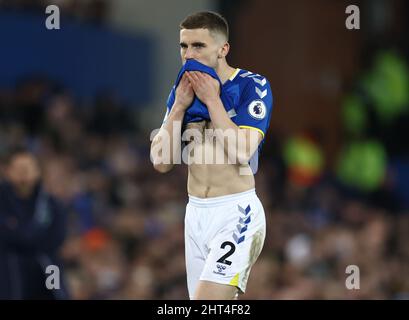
[168,59,234,124]
[231,76,274,137]
[164,66,274,175]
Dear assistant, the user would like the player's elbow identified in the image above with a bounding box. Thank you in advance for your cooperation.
[236,152,252,165]
[235,147,258,165]
[153,163,174,173]
[224,145,252,165]
[150,139,174,173]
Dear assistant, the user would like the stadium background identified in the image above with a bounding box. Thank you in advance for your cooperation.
[0,0,408,299]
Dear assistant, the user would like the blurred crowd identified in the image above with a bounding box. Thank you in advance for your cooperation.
[0,75,408,300]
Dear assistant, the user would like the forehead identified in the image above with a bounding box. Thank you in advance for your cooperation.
[180,28,214,43]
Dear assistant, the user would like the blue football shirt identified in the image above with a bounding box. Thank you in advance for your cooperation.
[164,68,274,173]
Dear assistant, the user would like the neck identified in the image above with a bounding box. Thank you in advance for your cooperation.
[215,60,236,84]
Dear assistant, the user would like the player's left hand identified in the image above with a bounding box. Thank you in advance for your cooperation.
[186,71,220,106]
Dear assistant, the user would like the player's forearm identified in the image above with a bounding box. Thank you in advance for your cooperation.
[206,99,254,164]
[151,104,185,172]
[206,98,236,131]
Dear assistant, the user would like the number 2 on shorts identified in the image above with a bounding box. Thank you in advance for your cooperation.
[216,241,236,266]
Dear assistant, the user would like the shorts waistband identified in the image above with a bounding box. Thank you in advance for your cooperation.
[188,188,256,208]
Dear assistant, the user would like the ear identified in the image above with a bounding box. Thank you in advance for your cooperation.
[218,42,230,59]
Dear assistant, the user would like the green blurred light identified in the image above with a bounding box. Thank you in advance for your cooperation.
[336,140,387,192]
[342,94,367,136]
[283,136,324,173]
[362,51,409,124]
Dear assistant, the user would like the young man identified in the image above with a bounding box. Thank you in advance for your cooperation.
[150,11,273,299]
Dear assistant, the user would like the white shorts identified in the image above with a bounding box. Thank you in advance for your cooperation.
[184,188,266,299]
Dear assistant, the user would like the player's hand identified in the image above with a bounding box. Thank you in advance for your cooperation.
[186,71,220,106]
[175,73,194,110]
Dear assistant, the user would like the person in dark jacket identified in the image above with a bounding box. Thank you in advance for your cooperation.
[0,147,69,299]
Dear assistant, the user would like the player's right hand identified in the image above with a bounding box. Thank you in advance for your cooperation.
[175,73,194,110]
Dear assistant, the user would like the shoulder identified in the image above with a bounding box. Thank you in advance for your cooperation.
[235,70,271,95]
[0,181,6,193]
[235,69,270,85]
[0,182,12,201]
[232,69,273,106]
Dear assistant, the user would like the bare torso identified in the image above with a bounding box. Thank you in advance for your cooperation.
[186,121,255,198]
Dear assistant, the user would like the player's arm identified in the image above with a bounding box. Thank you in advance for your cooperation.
[209,101,262,164]
[150,74,194,173]
[186,71,262,164]
[150,106,184,173]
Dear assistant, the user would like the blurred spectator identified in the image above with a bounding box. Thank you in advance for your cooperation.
[0,147,69,299]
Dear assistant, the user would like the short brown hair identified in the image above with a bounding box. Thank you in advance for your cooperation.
[180,11,229,41]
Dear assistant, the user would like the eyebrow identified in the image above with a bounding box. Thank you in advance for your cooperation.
[180,41,207,47]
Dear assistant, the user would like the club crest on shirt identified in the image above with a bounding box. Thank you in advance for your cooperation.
[248,100,266,120]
